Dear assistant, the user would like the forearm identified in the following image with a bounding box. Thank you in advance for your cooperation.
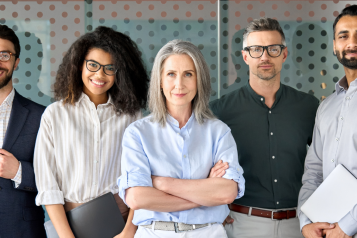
[119,209,137,236]
[159,177,238,207]
[45,204,75,238]
[126,187,200,212]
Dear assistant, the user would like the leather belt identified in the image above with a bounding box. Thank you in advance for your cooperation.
[229,204,296,220]
[141,221,211,233]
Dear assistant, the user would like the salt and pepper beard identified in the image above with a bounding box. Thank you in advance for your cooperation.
[335,49,357,70]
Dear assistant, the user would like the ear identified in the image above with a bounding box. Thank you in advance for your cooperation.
[333,40,336,56]
[282,47,288,63]
[13,57,20,70]
[242,50,249,66]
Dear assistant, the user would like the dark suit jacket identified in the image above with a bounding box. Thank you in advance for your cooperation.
[0,90,46,238]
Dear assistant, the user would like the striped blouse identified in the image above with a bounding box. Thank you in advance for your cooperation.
[34,93,142,205]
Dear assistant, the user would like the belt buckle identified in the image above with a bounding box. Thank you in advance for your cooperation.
[271,210,278,220]
[174,223,186,233]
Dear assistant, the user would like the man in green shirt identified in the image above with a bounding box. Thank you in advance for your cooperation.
[210,18,319,238]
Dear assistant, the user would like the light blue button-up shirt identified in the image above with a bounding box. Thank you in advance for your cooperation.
[118,113,245,226]
[298,76,357,236]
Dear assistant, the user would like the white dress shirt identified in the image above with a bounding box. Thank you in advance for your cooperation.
[34,93,142,205]
[298,76,357,236]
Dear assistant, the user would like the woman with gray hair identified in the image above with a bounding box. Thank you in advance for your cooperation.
[117,40,245,238]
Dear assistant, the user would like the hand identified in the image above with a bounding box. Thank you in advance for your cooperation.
[209,160,229,178]
[302,222,335,238]
[113,231,135,238]
[151,175,171,192]
[0,149,20,179]
[222,215,234,226]
[325,223,352,238]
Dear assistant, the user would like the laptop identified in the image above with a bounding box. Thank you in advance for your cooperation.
[301,164,357,223]
[45,193,125,238]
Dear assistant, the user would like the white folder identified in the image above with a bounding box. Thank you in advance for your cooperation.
[301,164,357,223]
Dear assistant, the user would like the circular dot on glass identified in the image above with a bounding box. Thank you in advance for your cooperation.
[198,4,204,10]
[149,18,154,24]
[333,77,339,82]
[309,24,314,30]
[321,83,327,89]
[124,18,130,24]
[223,83,228,89]
[25,44,31,51]
[321,4,327,10]
[210,11,216,17]
[25,71,31,77]
[309,11,314,17]
[296,30,302,36]
[247,4,253,10]
[124,4,129,10]
[309,37,315,43]
[198,31,204,37]
[235,51,241,57]
[223,44,228,50]
[284,77,290,83]
[86,12,92,18]
[62,38,68,44]
[296,70,302,76]
[62,25,68,31]
[25,58,31,64]
[49,4,55,10]
[309,64,314,70]
[297,17,302,23]
[296,44,302,50]
[24,4,30,10]
[173,4,179,10]
[38,51,43,57]
[99,4,105,10]
[173,31,179,37]
[321,56,326,62]
[210,51,216,57]
[50,44,55,50]
[148,4,154,10]
[296,83,302,89]
[333,11,339,17]
[149,31,154,37]
[321,17,327,23]
[284,24,290,30]
[0,5,5,11]
[136,25,142,31]
[161,11,167,17]
[198,18,204,23]
[211,77,216,83]
[296,57,302,63]
[320,70,327,76]
[297,4,302,10]
[186,25,192,30]
[161,38,167,44]
[136,38,142,44]
[74,4,80,10]
[174,18,179,23]
[161,25,167,31]
[186,11,191,17]
[309,50,314,56]
[75,18,80,24]
[12,12,18,18]
[62,12,68,18]
[235,77,241,83]
[247,17,253,23]
[25,84,31,90]
[333,64,339,69]
[149,44,154,50]
[284,11,290,17]
[272,4,277,10]
[198,44,204,50]
[235,64,241,70]
[309,77,314,83]
[284,64,290,70]
[235,11,240,17]
[321,43,327,49]
[136,11,142,17]
[25,32,31,37]
[321,30,327,36]
[210,64,216,70]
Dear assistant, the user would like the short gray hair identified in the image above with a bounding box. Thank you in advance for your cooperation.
[242,17,286,49]
[148,40,215,126]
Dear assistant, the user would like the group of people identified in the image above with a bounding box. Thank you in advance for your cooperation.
[0,4,357,238]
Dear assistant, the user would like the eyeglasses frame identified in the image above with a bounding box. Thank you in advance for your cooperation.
[0,51,17,62]
[84,59,118,76]
[243,44,286,58]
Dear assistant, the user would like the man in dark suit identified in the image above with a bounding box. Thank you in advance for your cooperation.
[0,25,46,238]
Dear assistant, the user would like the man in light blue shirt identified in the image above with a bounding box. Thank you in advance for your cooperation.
[298,5,357,238]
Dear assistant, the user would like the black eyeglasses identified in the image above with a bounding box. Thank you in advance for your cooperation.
[85,60,117,76]
[243,44,286,58]
[0,51,16,62]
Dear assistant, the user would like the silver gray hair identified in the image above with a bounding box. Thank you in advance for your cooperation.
[148,39,215,126]
[242,17,286,49]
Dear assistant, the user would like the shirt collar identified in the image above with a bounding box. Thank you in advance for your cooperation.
[78,92,114,107]
[335,76,348,94]
[245,80,283,108]
[167,111,195,129]
[1,88,15,107]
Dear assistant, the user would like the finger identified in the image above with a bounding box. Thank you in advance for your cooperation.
[316,222,335,230]
[0,149,11,156]
[217,169,226,177]
[227,219,234,224]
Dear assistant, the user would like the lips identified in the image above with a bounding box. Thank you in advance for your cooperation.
[259,64,273,69]
[172,93,186,98]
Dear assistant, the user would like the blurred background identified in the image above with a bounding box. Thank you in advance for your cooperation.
[0,0,353,222]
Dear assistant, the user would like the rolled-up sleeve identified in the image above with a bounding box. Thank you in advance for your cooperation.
[339,205,357,236]
[214,128,245,199]
[34,109,64,206]
[297,110,323,231]
[118,126,152,206]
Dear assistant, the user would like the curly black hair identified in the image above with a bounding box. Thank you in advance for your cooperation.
[54,26,149,115]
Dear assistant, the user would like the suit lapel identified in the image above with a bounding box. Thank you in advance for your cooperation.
[2,91,29,151]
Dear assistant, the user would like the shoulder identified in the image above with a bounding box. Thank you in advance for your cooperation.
[282,84,319,109]
[210,87,246,115]
[125,115,154,134]
[15,91,46,113]
[202,117,231,137]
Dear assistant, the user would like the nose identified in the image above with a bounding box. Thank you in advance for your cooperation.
[95,66,106,77]
[260,48,270,61]
[175,74,184,90]
[348,33,357,50]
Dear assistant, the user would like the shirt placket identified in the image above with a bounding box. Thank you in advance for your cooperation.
[89,103,101,199]
[179,126,190,223]
[0,104,5,148]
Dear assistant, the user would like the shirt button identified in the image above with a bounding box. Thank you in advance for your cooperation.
[271,132,273,135]
[336,137,339,141]
[274,179,277,182]
[261,98,264,101]
[272,156,275,159]
[93,182,96,186]
[269,111,271,114]
[183,155,187,158]
[95,160,98,163]
[331,159,334,163]
[340,117,343,120]
[277,201,279,204]
[346,96,350,100]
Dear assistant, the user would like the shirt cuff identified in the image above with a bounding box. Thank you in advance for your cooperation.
[11,161,22,188]
[118,171,153,206]
[35,190,64,206]
[222,167,245,199]
[339,212,357,236]
[299,212,312,232]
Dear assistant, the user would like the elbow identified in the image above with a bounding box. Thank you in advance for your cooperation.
[125,188,141,210]
[220,181,238,204]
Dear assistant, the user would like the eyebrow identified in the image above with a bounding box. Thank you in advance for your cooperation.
[165,69,195,73]
[337,30,350,35]
[86,59,113,66]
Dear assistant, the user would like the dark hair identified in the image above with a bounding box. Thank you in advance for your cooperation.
[333,5,357,39]
[54,26,149,115]
[0,24,20,59]
[242,18,286,49]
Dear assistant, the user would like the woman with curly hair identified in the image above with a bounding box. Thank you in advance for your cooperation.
[33,26,149,238]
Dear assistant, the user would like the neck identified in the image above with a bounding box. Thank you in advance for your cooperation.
[83,88,108,108]
[344,67,357,87]
[0,80,13,105]
[249,74,280,108]
[167,103,192,129]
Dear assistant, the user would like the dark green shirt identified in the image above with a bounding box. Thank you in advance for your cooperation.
[210,82,319,209]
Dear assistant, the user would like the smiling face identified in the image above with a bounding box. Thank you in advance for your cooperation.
[334,15,357,70]
[82,48,115,101]
[161,54,197,112]
[0,38,19,90]
[242,30,287,82]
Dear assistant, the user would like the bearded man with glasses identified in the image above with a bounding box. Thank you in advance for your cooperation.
[0,25,46,238]
[210,18,319,238]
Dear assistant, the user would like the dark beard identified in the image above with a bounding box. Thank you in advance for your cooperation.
[336,49,357,69]
[0,67,13,89]
[253,64,278,81]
